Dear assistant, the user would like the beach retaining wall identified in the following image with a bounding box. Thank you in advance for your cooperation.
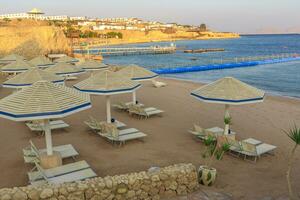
[0,163,198,200]
[152,56,300,74]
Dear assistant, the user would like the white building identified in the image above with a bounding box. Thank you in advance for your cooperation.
[0,8,44,20]
[78,21,97,26]
[46,15,69,21]
[93,24,125,31]
[69,16,87,21]
[0,8,78,21]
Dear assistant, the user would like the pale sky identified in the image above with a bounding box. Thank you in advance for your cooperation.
[0,0,299,33]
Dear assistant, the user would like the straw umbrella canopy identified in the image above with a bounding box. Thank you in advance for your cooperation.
[191,77,265,134]
[77,59,108,71]
[0,54,25,64]
[117,64,158,104]
[1,59,34,74]
[2,68,64,89]
[29,55,54,68]
[54,56,79,64]
[118,64,158,81]
[45,62,85,77]
[0,81,91,156]
[74,70,141,123]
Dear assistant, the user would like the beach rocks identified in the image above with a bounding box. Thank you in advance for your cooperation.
[40,188,53,199]
[0,163,199,200]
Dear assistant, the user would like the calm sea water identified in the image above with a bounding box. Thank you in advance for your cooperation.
[104,34,300,98]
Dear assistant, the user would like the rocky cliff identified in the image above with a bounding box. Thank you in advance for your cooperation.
[0,23,70,59]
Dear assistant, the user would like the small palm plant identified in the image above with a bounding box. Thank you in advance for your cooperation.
[284,125,300,200]
[224,116,232,135]
[198,135,230,186]
[202,135,230,167]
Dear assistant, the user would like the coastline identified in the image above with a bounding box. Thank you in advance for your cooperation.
[73,31,240,48]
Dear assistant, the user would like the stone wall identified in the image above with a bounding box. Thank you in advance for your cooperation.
[0,163,199,200]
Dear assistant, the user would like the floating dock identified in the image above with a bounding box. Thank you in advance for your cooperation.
[184,48,225,53]
[73,45,176,56]
[152,55,300,74]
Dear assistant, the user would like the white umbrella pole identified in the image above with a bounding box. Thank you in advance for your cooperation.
[224,104,230,135]
[132,91,137,104]
[44,119,53,156]
[106,95,111,123]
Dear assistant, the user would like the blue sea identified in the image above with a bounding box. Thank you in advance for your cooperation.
[104,34,300,98]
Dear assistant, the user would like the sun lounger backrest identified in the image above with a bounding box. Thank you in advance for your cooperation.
[193,124,204,134]
[241,142,257,155]
[226,137,242,150]
[105,123,119,139]
[30,140,41,158]
[129,105,145,115]
[34,161,49,181]
[137,106,147,115]
[31,120,43,129]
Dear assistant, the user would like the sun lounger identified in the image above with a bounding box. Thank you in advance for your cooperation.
[65,76,78,80]
[28,161,96,186]
[107,132,147,145]
[152,80,167,88]
[26,120,69,133]
[23,140,78,163]
[129,105,164,119]
[84,116,126,132]
[227,137,277,162]
[99,125,147,146]
[113,102,144,111]
[188,124,219,140]
[112,102,129,111]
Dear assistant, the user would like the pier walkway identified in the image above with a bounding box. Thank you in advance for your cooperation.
[73,45,176,56]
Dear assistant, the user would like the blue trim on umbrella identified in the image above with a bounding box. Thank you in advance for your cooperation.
[55,70,85,75]
[82,66,108,70]
[132,74,158,81]
[1,68,29,72]
[73,84,141,94]
[54,60,79,63]
[37,63,55,67]
[2,80,64,87]
[0,102,91,119]
[190,93,265,103]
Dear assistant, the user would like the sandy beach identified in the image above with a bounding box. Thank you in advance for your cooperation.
[0,73,299,199]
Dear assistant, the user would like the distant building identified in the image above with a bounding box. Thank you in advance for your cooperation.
[93,24,125,31]
[0,8,44,20]
[0,8,81,21]
[78,21,97,26]
[69,16,87,21]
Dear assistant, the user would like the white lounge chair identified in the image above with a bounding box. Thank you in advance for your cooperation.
[26,120,69,133]
[152,80,167,88]
[28,161,96,186]
[113,102,144,111]
[99,125,147,146]
[227,138,277,163]
[129,105,164,119]
[65,76,78,81]
[23,141,78,163]
[112,102,129,111]
[84,116,126,132]
[188,124,218,140]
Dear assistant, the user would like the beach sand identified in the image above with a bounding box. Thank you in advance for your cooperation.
[0,73,299,199]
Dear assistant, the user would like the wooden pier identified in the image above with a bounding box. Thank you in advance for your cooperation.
[73,45,176,57]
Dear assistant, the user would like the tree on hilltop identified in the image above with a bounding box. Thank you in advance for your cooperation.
[199,24,207,32]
